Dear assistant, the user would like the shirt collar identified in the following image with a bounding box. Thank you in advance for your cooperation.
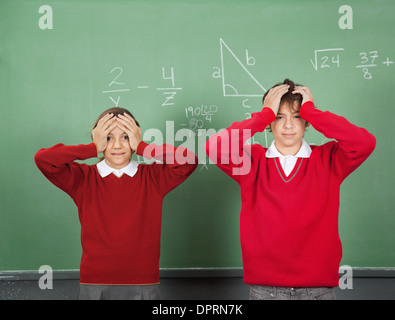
[96,159,139,178]
[266,139,312,158]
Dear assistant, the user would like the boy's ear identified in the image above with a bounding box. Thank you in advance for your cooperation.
[305,122,310,127]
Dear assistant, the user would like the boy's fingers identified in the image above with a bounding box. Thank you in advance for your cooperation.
[276,84,290,90]
[294,86,310,92]
[120,112,134,121]
[97,113,115,130]
[118,113,137,127]
[115,117,131,130]
[116,122,133,135]
[117,115,138,131]
[104,121,118,134]
[103,118,118,133]
[270,84,290,96]
[101,115,118,131]
[99,113,113,123]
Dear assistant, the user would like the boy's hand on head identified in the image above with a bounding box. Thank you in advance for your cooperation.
[293,86,314,105]
[92,113,118,153]
[263,84,290,115]
[116,113,142,152]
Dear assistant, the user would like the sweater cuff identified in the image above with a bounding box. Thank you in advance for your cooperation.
[87,142,100,158]
[136,141,149,156]
[257,107,276,123]
[300,101,315,118]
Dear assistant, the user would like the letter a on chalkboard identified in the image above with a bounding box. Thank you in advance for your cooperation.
[38,5,53,30]
[338,5,353,30]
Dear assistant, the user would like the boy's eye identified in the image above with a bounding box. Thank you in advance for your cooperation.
[276,116,283,120]
[107,137,112,141]
[122,136,129,140]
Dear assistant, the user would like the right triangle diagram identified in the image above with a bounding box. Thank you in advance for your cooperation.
[220,38,267,97]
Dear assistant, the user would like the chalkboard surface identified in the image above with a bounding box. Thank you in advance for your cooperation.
[0,0,394,272]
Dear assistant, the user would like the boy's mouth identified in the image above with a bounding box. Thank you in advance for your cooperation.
[111,152,125,156]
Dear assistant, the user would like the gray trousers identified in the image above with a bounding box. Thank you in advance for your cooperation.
[78,284,161,300]
[250,285,335,300]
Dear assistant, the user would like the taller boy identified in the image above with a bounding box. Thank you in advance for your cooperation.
[206,79,376,300]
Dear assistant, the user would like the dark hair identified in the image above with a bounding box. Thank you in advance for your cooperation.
[262,78,303,109]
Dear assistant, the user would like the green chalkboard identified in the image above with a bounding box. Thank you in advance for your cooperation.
[0,0,394,272]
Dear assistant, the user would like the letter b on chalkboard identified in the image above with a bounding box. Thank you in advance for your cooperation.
[38,5,53,30]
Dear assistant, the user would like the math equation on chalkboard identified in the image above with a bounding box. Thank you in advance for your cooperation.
[311,48,394,79]
[101,66,183,108]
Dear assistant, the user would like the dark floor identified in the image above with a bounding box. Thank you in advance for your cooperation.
[1,277,394,300]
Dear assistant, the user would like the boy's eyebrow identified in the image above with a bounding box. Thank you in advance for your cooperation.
[277,111,300,115]
[108,132,128,136]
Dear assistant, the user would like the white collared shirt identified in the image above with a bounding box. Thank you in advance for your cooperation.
[266,139,312,176]
[96,159,139,178]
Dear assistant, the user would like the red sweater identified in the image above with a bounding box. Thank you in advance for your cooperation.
[206,101,376,287]
[35,141,197,285]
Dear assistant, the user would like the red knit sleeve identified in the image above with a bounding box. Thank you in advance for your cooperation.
[34,143,98,198]
[206,108,275,181]
[300,101,376,181]
[136,141,198,196]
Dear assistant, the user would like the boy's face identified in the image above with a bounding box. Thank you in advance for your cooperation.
[270,101,309,155]
[103,126,132,169]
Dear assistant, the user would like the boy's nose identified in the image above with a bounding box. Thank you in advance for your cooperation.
[113,138,121,148]
[284,118,293,128]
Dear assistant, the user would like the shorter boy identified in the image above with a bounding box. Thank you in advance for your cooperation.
[35,107,198,299]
